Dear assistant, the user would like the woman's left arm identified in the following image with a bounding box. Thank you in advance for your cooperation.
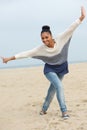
[58,6,86,40]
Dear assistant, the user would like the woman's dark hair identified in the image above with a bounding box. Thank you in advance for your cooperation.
[41,25,52,35]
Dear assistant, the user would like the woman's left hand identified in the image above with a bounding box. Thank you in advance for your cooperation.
[79,6,86,21]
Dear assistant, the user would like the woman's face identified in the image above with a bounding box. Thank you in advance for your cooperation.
[41,32,52,46]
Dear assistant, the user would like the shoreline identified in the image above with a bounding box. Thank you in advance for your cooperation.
[0,60,87,70]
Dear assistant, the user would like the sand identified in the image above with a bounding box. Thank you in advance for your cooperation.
[0,62,87,130]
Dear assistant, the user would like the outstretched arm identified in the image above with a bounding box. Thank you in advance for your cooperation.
[0,49,36,64]
[0,45,43,64]
[58,6,86,40]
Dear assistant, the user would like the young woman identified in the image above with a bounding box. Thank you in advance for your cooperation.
[1,6,86,119]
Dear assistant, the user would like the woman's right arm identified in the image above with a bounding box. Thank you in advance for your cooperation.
[1,46,42,64]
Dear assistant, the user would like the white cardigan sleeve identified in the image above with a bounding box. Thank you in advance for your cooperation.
[15,46,42,59]
[58,19,82,40]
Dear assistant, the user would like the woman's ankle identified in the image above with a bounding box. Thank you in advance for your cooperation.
[40,110,47,115]
[62,111,68,116]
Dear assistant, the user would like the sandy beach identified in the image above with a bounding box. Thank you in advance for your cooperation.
[0,62,87,130]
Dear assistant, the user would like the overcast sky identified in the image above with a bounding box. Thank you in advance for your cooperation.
[0,0,87,68]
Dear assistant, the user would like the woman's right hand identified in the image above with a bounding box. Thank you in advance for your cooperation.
[0,56,16,64]
[0,57,9,64]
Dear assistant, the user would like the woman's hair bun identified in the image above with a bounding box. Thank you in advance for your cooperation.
[41,25,52,35]
[42,25,50,31]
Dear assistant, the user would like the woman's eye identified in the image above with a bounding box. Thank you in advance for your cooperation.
[45,36,48,39]
[42,36,48,40]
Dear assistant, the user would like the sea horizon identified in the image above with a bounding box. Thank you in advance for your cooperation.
[0,60,87,70]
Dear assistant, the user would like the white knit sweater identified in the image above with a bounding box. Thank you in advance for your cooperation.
[15,19,81,65]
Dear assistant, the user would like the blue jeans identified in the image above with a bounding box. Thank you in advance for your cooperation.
[42,72,67,113]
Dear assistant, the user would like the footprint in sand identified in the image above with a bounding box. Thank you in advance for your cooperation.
[77,126,84,130]
[76,104,80,107]
[82,99,87,103]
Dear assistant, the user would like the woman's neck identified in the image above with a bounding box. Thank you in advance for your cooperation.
[47,39,55,48]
